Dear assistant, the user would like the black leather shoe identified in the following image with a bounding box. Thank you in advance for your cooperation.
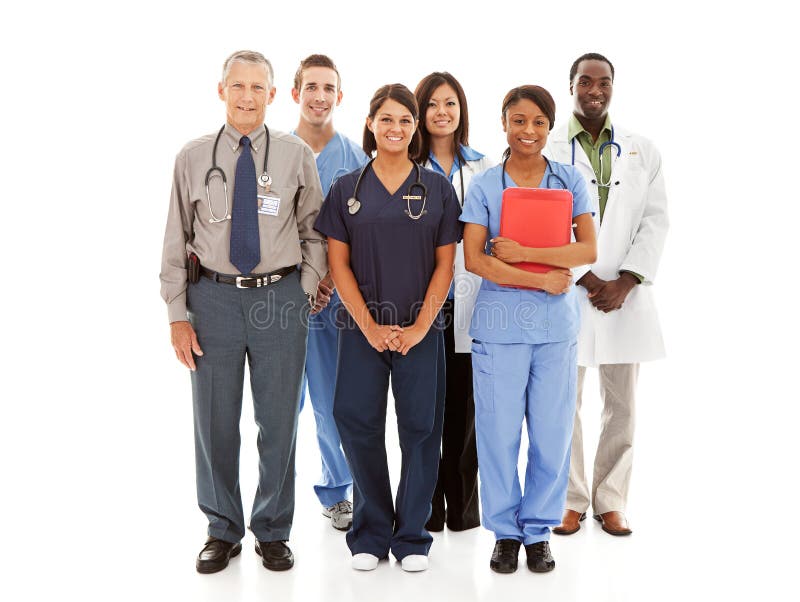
[524,541,555,573]
[255,540,294,571]
[196,536,242,574]
[490,539,521,574]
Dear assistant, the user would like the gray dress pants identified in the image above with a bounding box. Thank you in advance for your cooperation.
[187,272,309,543]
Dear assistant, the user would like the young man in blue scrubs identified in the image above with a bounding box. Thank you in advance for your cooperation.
[291,54,368,531]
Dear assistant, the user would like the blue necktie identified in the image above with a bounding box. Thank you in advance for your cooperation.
[229,136,260,274]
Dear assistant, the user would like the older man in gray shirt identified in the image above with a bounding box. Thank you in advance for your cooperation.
[160,50,327,574]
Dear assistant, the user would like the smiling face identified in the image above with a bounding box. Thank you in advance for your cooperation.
[425,83,460,140]
[502,98,550,157]
[367,98,417,155]
[218,61,276,135]
[570,59,613,121]
[292,66,342,128]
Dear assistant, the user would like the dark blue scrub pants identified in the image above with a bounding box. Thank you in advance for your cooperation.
[187,273,309,544]
[333,326,445,560]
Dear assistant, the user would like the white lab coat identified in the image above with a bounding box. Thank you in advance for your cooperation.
[545,124,669,367]
[425,155,495,353]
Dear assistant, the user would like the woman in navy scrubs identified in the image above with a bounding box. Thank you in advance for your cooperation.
[460,85,596,574]
[314,84,461,572]
[413,72,493,533]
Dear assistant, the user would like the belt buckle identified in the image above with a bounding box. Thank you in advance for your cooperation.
[235,276,252,288]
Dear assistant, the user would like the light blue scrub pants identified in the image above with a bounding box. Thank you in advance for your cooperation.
[472,339,577,545]
[302,290,354,507]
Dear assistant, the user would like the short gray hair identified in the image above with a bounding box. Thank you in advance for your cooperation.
[221,50,274,88]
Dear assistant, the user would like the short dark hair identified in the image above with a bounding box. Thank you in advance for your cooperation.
[362,84,421,158]
[293,54,340,91]
[569,52,615,83]
[413,72,470,164]
[500,85,556,160]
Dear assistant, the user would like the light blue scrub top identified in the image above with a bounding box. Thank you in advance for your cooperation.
[460,160,593,345]
[291,131,368,196]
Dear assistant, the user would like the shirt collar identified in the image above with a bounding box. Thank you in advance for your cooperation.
[567,114,612,142]
[224,122,267,152]
[459,144,485,162]
[428,144,485,178]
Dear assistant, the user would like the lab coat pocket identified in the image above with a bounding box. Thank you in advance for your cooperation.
[471,340,494,414]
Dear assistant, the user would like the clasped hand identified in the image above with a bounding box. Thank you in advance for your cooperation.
[365,323,427,355]
[580,272,637,312]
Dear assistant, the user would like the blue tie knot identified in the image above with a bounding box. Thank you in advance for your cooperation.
[240,136,251,148]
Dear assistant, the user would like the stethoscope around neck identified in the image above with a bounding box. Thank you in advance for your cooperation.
[501,155,569,190]
[347,157,428,220]
[570,124,622,188]
[204,124,272,223]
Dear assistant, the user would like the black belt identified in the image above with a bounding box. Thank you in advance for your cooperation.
[200,265,295,288]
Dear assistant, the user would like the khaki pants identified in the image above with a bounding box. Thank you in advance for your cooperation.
[566,364,639,515]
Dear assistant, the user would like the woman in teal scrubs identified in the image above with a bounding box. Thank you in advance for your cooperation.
[460,85,597,574]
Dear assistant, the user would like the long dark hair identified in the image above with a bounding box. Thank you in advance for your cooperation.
[413,72,470,165]
[500,85,556,160]
[362,84,421,158]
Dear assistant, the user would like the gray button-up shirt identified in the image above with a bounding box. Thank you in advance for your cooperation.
[160,123,327,323]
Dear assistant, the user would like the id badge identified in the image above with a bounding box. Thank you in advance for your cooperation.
[258,192,281,217]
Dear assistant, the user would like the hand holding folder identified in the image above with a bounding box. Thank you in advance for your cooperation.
[496,187,573,290]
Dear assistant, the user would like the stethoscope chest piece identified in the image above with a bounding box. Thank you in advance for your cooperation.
[258,172,272,189]
[347,197,361,215]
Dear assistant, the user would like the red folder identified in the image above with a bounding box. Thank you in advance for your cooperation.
[498,187,573,290]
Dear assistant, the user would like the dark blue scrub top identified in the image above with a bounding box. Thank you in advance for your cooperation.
[314,164,462,328]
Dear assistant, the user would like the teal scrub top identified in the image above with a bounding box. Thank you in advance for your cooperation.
[459,160,592,344]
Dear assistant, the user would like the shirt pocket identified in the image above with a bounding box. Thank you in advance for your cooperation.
[259,185,298,227]
[471,340,494,414]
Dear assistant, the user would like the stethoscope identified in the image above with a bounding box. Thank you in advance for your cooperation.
[501,155,569,190]
[347,158,428,220]
[570,125,622,188]
[428,149,466,204]
[204,124,272,223]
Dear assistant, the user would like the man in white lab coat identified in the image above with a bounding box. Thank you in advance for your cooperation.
[544,52,669,536]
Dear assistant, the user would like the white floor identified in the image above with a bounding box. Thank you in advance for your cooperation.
[6,360,791,602]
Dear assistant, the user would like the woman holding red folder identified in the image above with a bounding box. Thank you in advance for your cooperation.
[460,85,596,574]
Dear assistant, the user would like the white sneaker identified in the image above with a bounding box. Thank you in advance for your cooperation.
[401,555,428,572]
[323,500,353,531]
[352,553,379,571]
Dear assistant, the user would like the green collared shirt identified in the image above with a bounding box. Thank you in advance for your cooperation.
[568,113,613,221]
[568,114,643,284]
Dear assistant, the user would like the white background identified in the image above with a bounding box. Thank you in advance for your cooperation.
[1,1,796,600]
